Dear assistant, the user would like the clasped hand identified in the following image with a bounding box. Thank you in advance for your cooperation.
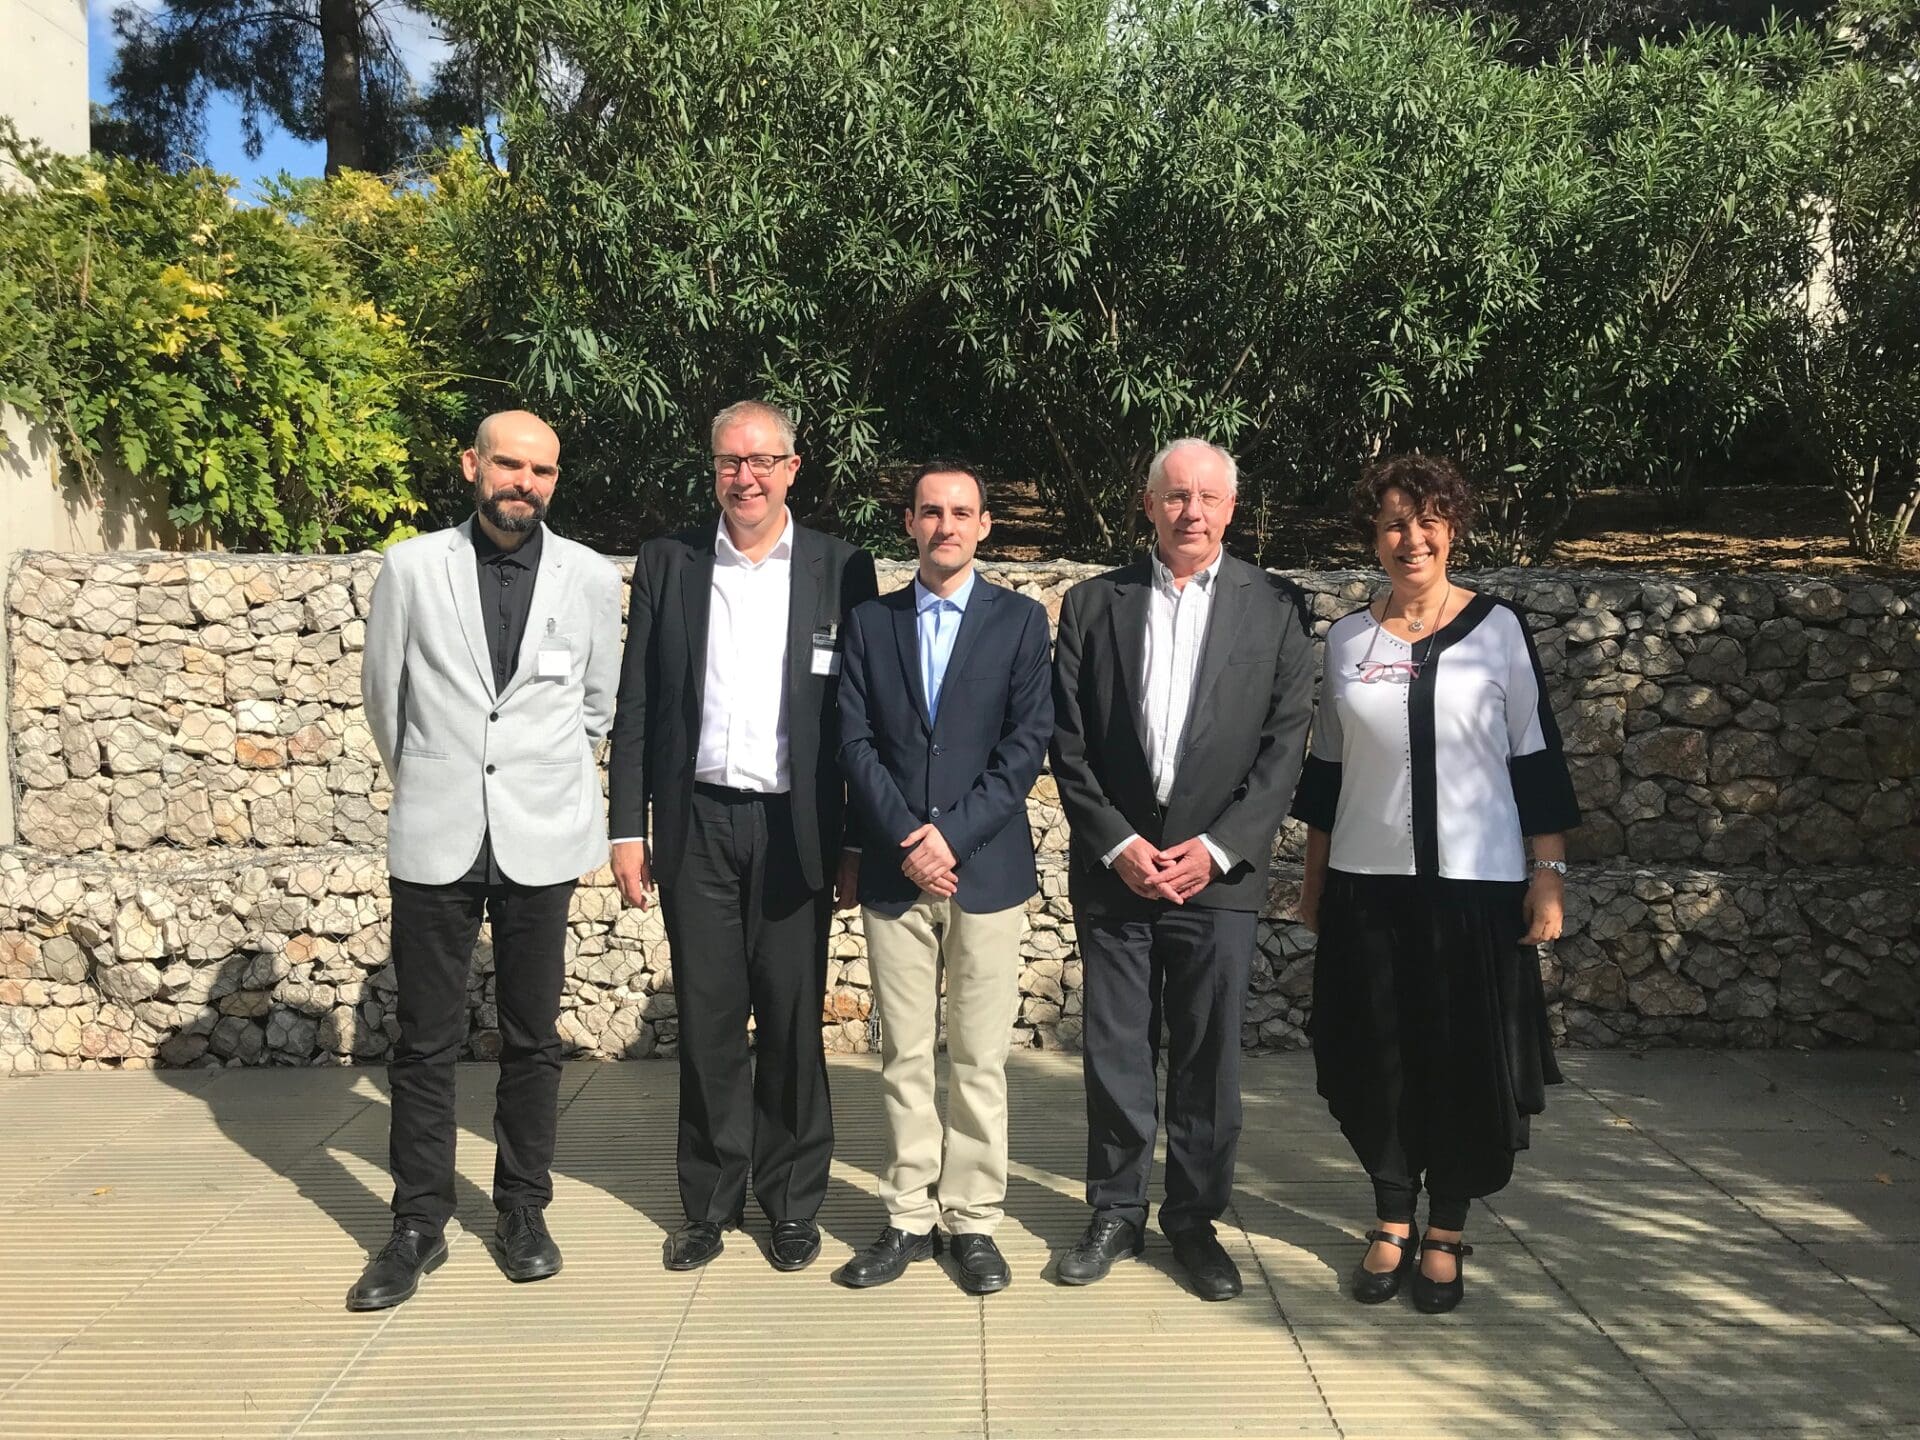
[1114,836,1218,904]
[900,823,958,897]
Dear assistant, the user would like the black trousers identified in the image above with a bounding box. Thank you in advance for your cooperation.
[1078,902,1256,1237]
[387,870,574,1236]
[660,784,834,1225]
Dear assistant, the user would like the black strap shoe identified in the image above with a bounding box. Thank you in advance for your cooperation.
[769,1218,822,1272]
[1167,1227,1243,1301]
[495,1205,562,1283]
[346,1224,448,1311]
[664,1220,728,1272]
[1411,1236,1474,1314]
[1350,1228,1418,1304]
[948,1233,1012,1295]
[1055,1214,1144,1286]
[838,1226,939,1288]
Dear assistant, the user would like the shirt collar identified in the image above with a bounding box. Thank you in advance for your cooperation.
[914,568,977,615]
[473,519,543,568]
[715,507,794,568]
[1150,545,1222,595]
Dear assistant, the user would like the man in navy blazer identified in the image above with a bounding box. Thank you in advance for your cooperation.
[836,461,1053,1295]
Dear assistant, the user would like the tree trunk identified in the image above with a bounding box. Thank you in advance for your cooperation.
[319,0,366,176]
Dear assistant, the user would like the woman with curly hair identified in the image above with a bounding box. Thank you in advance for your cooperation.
[1292,454,1579,1314]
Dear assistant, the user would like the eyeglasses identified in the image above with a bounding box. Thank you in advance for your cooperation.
[1153,489,1231,513]
[713,452,794,477]
[1355,660,1421,684]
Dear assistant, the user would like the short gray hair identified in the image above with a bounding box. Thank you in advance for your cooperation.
[1145,437,1239,495]
[710,400,797,453]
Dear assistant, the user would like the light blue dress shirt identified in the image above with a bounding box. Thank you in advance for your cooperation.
[914,570,976,723]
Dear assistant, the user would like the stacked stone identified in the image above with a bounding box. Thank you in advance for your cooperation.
[4,551,1915,1071]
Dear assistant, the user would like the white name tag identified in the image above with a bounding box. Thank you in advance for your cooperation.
[810,646,841,677]
[536,645,571,680]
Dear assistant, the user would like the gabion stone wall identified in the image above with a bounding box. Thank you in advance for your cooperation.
[3,551,1916,1071]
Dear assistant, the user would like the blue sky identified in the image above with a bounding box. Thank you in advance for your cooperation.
[87,2,447,197]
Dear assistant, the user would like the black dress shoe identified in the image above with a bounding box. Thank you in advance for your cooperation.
[769,1218,822,1272]
[1350,1228,1419,1304]
[1411,1236,1473,1314]
[1055,1214,1144,1286]
[663,1220,729,1272]
[495,1205,563,1282]
[948,1233,1012,1295]
[838,1226,939,1288]
[346,1224,448,1311]
[1167,1227,1243,1301]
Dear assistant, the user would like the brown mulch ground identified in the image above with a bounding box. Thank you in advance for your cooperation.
[986,481,1920,578]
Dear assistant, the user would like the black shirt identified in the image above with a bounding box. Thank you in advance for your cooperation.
[473,521,543,695]
[465,521,544,886]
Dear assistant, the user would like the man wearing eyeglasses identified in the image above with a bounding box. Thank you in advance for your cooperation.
[608,400,877,1275]
[1049,437,1316,1301]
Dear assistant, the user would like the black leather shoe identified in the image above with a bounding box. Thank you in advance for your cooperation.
[1167,1227,1243,1301]
[1411,1235,1473,1314]
[1055,1214,1144,1286]
[663,1220,729,1272]
[769,1218,822,1272]
[494,1205,562,1282]
[948,1233,1012,1295]
[1350,1227,1418,1304]
[838,1226,939,1288]
[346,1224,447,1311]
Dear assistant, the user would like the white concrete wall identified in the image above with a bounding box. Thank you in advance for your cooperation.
[0,0,88,160]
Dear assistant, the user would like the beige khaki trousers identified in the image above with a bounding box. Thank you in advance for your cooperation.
[862,895,1027,1236]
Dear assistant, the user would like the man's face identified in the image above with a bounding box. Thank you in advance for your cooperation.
[463,418,560,534]
[1144,445,1236,569]
[711,415,800,533]
[905,471,991,581]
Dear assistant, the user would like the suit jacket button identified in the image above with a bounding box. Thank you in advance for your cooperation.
[485,764,497,775]
[489,712,499,722]
[930,806,941,818]
[932,744,942,755]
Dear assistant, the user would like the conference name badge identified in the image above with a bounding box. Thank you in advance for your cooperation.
[810,623,842,677]
[536,619,572,680]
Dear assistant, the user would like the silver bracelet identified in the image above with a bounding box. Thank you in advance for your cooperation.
[1530,859,1568,876]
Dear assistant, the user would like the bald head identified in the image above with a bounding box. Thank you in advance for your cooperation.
[475,409,560,459]
[464,410,561,544]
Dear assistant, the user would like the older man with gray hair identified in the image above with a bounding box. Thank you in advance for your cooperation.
[1048,437,1316,1300]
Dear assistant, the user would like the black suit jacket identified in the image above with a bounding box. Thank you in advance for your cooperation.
[607,521,879,893]
[839,576,1054,917]
[1050,551,1316,915]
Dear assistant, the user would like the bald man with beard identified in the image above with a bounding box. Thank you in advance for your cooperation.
[351,411,624,1311]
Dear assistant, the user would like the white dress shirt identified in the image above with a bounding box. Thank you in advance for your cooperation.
[695,508,794,791]
[1102,547,1238,876]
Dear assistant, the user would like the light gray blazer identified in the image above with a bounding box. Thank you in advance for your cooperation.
[361,518,624,886]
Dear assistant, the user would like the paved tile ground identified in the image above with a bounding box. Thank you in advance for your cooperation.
[0,1049,1915,1438]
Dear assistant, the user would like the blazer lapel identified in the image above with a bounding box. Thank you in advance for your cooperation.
[445,520,496,700]
[1180,559,1251,749]
[891,590,933,733]
[786,524,824,698]
[498,527,565,705]
[1109,564,1151,725]
[933,580,998,728]
[680,526,717,716]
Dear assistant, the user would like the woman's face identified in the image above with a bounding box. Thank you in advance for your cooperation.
[1373,485,1453,586]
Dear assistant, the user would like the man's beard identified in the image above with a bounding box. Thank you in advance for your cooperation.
[481,487,548,534]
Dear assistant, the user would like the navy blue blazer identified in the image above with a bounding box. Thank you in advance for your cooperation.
[839,575,1054,917]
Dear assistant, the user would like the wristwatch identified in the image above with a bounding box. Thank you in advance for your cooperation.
[1530,859,1568,876]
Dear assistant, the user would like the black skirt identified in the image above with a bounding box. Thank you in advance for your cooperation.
[1310,869,1562,1199]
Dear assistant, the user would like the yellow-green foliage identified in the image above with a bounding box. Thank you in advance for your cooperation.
[0,129,435,552]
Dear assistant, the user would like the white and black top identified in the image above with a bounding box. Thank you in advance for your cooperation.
[1291,593,1580,882]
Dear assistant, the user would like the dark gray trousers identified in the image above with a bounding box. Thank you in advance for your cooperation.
[1077,903,1255,1237]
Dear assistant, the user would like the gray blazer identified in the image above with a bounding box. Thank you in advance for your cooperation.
[361,518,624,886]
